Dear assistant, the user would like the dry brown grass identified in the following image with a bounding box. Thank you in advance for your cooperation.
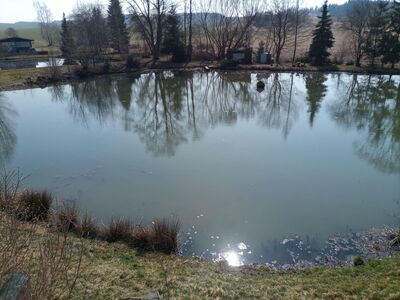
[0,171,83,299]
[102,217,135,243]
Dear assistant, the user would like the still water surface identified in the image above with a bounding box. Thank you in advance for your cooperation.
[1,71,399,265]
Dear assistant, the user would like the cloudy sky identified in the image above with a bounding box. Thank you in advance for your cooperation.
[0,0,348,23]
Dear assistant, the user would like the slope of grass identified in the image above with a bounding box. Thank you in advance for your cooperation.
[71,238,400,299]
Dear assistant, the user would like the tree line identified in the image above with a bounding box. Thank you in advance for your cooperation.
[25,0,400,68]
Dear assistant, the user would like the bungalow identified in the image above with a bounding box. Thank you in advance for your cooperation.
[0,37,35,55]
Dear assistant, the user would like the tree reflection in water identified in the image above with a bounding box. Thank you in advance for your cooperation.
[0,93,17,166]
[48,71,399,174]
[304,72,327,127]
[330,74,400,174]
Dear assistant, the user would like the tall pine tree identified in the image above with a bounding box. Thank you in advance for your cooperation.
[161,6,186,62]
[107,0,129,53]
[308,0,334,66]
[365,2,388,66]
[60,13,75,61]
[380,1,400,68]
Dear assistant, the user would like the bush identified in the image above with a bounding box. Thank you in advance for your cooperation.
[192,51,215,61]
[219,59,239,69]
[102,218,134,243]
[126,55,140,69]
[18,190,52,222]
[171,44,187,63]
[54,205,80,233]
[353,256,365,267]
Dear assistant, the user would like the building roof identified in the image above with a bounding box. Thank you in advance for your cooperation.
[0,37,34,43]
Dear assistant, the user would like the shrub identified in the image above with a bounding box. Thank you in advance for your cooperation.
[102,218,134,243]
[192,51,215,61]
[219,59,238,69]
[18,190,52,222]
[126,55,140,69]
[171,44,187,63]
[79,213,99,239]
[54,205,80,233]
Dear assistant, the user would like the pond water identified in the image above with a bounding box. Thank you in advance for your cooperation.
[1,71,399,266]
[0,58,64,70]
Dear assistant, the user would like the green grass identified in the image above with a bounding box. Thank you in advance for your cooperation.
[0,28,42,42]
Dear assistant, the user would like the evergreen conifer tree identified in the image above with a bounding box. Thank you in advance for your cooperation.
[107,0,129,53]
[60,13,75,61]
[162,6,186,62]
[365,2,388,66]
[308,1,334,65]
[380,1,400,68]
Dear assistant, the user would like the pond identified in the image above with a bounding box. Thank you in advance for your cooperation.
[1,71,399,266]
[0,58,64,70]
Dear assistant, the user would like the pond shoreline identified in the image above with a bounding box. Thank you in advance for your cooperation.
[1,61,400,92]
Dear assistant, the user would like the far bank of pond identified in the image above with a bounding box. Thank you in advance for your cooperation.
[1,61,400,91]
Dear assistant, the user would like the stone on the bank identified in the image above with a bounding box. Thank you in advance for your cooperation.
[0,272,31,300]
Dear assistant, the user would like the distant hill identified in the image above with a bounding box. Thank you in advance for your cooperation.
[0,21,61,43]
[0,22,40,30]
[308,0,391,19]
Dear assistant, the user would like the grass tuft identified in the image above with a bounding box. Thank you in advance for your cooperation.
[102,218,134,243]
[133,218,180,254]
[53,205,80,233]
[18,190,52,221]
[79,213,100,239]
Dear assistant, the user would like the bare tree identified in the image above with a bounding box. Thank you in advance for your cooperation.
[33,1,59,46]
[268,0,295,65]
[291,0,300,64]
[69,4,109,69]
[187,0,193,61]
[127,0,170,64]
[198,0,260,59]
[343,0,371,67]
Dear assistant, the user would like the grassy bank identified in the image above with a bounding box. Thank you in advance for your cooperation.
[1,61,400,92]
[0,68,48,91]
[80,244,400,299]
[2,226,400,299]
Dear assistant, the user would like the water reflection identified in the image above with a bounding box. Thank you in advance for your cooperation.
[47,71,400,174]
[305,73,327,127]
[0,94,17,165]
[330,74,400,174]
